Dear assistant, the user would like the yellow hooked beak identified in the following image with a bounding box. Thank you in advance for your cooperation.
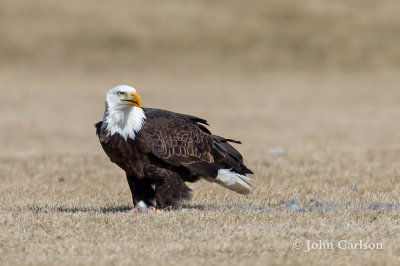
[121,91,141,107]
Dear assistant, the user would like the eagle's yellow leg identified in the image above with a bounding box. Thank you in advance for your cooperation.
[124,206,161,213]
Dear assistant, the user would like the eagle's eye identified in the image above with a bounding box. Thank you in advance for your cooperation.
[117,91,124,97]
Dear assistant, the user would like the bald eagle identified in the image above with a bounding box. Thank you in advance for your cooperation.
[95,85,254,212]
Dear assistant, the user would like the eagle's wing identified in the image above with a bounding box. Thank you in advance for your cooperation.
[140,108,248,177]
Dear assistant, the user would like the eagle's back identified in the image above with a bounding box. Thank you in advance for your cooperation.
[95,107,252,180]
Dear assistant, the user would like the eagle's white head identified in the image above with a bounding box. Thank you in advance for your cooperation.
[102,85,146,140]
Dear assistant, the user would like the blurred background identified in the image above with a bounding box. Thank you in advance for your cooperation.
[2,0,400,73]
[1,0,400,154]
[2,2,400,264]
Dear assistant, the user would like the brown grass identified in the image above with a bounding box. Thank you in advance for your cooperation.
[1,71,400,265]
[1,0,400,265]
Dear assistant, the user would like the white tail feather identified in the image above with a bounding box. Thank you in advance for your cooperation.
[205,169,254,195]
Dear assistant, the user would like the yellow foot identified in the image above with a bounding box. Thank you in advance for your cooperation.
[124,208,140,214]
[124,206,159,213]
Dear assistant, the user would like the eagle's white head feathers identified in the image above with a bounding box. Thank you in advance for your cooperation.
[102,85,146,140]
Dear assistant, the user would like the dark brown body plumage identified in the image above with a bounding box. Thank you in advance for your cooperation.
[96,108,253,209]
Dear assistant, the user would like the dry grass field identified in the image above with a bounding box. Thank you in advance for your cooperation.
[1,1,400,265]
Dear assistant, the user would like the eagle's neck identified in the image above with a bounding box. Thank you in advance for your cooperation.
[102,103,146,140]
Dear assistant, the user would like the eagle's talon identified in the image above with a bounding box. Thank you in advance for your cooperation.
[124,206,157,213]
[124,208,139,214]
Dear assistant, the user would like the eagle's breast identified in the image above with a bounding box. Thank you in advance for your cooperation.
[98,124,148,177]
